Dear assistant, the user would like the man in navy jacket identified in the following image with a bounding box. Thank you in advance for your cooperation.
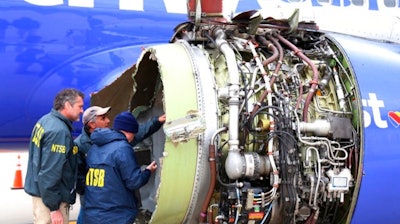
[74,106,111,224]
[24,88,85,224]
[84,111,164,224]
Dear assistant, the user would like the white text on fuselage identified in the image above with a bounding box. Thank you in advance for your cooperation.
[24,0,400,12]
[363,93,389,128]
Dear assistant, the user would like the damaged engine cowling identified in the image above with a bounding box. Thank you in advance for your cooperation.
[92,11,363,224]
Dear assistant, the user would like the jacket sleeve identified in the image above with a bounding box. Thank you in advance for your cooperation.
[38,128,69,211]
[75,141,86,195]
[116,144,151,190]
[131,116,163,146]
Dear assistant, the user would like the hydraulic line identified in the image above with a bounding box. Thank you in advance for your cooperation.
[275,33,319,122]
[199,143,217,223]
[200,127,227,223]
[246,36,279,196]
[267,35,284,86]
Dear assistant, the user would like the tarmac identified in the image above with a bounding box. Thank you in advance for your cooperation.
[0,146,80,224]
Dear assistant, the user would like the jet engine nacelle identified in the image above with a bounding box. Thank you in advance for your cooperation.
[93,10,363,224]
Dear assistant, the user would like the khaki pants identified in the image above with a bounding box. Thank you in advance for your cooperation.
[32,196,69,224]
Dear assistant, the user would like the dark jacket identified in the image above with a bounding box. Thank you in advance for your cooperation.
[84,128,152,224]
[75,116,163,196]
[24,109,78,211]
[74,127,91,196]
[131,116,164,147]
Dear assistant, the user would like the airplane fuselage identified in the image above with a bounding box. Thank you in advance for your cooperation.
[1,0,400,223]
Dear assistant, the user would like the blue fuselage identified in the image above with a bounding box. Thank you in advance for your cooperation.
[1,1,400,223]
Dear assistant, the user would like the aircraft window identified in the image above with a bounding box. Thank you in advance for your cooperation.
[351,0,364,6]
[384,0,396,7]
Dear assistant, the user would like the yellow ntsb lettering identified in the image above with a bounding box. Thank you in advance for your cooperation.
[73,145,78,155]
[86,168,105,187]
[32,123,45,148]
[51,144,66,153]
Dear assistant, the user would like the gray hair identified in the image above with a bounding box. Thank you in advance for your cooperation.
[53,88,85,110]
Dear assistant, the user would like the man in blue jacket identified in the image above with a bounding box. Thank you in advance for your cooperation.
[74,106,111,224]
[24,88,84,224]
[84,111,164,224]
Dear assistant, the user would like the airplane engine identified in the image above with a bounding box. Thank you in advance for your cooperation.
[92,12,363,224]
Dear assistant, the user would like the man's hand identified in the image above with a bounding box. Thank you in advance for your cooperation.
[146,161,158,173]
[158,114,166,124]
[51,210,63,224]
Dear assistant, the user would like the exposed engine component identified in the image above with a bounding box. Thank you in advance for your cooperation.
[93,8,363,224]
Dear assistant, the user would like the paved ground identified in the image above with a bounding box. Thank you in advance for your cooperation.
[0,148,80,224]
